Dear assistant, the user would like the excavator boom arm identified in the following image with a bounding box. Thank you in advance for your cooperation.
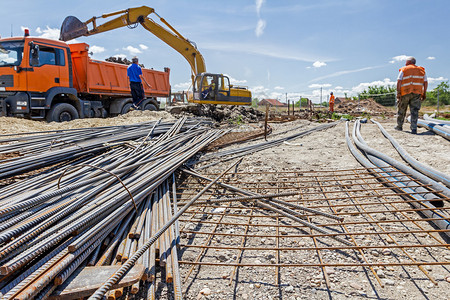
[140,18,206,81]
[60,6,252,105]
[60,6,206,81]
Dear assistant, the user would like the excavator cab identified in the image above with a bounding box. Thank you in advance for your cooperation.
[192,73,251,106]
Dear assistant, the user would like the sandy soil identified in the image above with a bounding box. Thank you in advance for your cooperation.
[200,117,449,175]
[0,110,173,135]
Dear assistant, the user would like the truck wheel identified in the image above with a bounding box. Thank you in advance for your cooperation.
[46,103,79,122]
[143,103,157,111]
[121,103,133,114]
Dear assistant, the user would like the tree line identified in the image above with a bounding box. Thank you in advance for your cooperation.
[251,81,449,108]
[358,81,449,107]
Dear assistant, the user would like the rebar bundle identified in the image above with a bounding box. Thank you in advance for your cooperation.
[0,117,225,299]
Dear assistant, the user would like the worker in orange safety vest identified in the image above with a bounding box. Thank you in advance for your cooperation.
[395,57,427,134]
[329,92,335,112]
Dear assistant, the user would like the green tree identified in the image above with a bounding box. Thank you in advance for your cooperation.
[294,98,309,107]
[358,85,396,106]
[424,81,450,106]
[251,97,259,108]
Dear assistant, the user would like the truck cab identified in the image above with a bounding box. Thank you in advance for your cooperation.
[0,32,169,122]
[0,34,80,120]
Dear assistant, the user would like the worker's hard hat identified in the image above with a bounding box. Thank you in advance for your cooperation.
[406,56,416,64]
[330,92,333,95]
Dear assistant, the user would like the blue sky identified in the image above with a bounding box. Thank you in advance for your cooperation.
[1,0,449,103]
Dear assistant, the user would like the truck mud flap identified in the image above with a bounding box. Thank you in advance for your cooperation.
[0,99,6,116]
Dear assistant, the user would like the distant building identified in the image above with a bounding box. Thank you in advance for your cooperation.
[259,99,286,107]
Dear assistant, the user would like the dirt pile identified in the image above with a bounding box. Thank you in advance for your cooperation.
[0,110,173,135]
[335,98,393,115]
[167,104,264,123]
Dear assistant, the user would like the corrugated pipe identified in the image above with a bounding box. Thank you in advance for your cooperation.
[345,121,450,236]
[353,121,446,208]
[352,121,450,198]
[371,119,450,188]
[423,114,450,125]
[410,116,450,140]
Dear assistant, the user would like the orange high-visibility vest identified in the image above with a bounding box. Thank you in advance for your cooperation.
[329,95,335,104]
[399,65,426,96]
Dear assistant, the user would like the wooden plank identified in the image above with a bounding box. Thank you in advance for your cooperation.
[49,264,145,300]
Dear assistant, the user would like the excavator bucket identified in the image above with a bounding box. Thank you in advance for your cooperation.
[59,16,88,41]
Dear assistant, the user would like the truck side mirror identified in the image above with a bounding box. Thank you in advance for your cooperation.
[30,42,39,66]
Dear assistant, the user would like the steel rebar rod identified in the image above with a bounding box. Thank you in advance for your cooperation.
[88,159,242,300]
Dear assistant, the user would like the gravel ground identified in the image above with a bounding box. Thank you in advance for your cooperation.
[0,114,448,300]
[178,116,450,300]
[197,117,450,175]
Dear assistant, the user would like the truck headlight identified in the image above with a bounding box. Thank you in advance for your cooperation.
[16,101,27,106]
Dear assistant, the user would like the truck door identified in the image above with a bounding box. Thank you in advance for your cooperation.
[26,43,68,93]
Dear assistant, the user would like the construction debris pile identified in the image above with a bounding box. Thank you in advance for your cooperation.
[168,105,264,123]
[0,110,174,136]
[335,98,393,115]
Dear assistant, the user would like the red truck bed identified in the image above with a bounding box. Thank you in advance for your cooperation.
[69,43,170,98]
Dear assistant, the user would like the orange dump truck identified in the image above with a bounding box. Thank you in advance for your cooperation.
[0,33,170,121]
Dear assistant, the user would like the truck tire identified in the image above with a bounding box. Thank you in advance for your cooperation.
[143,103,157,111]
[46,103,79,122]
[121,103,133,114]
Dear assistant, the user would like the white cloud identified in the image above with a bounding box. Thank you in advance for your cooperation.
[90,45,105,54]
[427,56,436,60]
[250,85,285,100]
[310,65,385,82]
[173,81,192,90]
[428,76,448,83]
[255,0,266,37]
[256,0,265,16]
[274,86,284,90]
[124,46,142,56]
[350,78,396,94]
[335,86,344,90]
[312,61,327,68]
[255,19,266,37]
[202,42,325,63]
[225,74,248,85]
[35,26,60,40]
[139,44,148,50]
[309,83,331,88]
[21,26,59,40]
[389,55,410,64]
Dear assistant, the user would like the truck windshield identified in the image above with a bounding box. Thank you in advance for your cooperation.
[0,41,24,67]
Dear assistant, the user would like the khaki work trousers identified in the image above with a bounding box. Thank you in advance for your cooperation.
[397,93,421,131]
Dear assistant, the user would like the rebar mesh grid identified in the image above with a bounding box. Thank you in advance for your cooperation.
[174,167,450,298]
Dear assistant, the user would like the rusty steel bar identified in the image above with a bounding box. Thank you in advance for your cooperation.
[182,169,353,246]
[88,159,243,300]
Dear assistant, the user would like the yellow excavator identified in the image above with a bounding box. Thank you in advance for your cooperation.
[60,6,252,106]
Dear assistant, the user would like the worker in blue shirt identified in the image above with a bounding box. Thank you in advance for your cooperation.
[127,57,152,109]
